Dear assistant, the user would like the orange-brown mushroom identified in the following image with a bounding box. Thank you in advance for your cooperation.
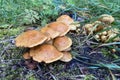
[40,26,60,40]
[57,15,80,30]
[69,23,80,31]
[53,36,72,51]
[98,14,114,23]
[56,15,74,25]
[30,44,63,63]
[84,24,93,34]
[60,52,72,62]
[92,21,104,32]
[15,30,47,47]
[23,52,31,59]
[47,22,70,36]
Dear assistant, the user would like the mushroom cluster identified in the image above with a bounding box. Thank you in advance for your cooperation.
[84,14,119,42]
[15,15,77,63]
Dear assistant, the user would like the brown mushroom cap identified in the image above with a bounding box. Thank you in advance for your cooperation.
[23,52,31,59]
[98,14,114,23]
[15,30,47,47]
[56,15,79,30]
[30,44,63,63]
[84,24,93,34]
[92,21,104,32]
[60,52,72,62]
[40,26,60,40]
[100,35,108,42]
[53,36,72,51]
[47,22,70,36]
[56,15,74,25]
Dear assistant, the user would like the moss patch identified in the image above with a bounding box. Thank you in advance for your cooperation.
[0,27,24,38]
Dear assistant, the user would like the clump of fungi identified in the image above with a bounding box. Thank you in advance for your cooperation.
[15,15,79,68]
[84,14,119,42]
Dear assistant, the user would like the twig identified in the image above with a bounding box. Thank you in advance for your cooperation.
[49,73,58,80]
[98,42,120,47]
[109,69,116,80]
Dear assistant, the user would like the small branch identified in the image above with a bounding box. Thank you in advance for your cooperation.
[99,42,120,47]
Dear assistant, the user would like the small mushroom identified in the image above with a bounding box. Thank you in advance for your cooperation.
[47,22,70,36]
[53,36,72,51]
[23,52,31,59]
[84,24,93,34]
[92,21,104,32]
[94,34,100,41]
[30,44,63,63]
[69,25,77,30]
[111,49,116,53]
[98,14,115,23]
[60,52,72,62]
[15,30,47,47]
[101,31,107,35]
[95,25,104,33]
[100,35,108,42]
[69,22,81,31]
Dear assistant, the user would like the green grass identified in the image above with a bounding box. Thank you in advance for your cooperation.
[0,0,120,27]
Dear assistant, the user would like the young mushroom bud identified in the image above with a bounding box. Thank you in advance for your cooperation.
[92,21,104,32]
[100,35,108,42]
[111,49,116,53]
[60,52,72,62]
[69,25,77,31]
[84,24,93,34]
[94,24,104,32]
[95,34,100,40]
[69,22,81,31]
[23,52,31,59]
[101,31,107,35]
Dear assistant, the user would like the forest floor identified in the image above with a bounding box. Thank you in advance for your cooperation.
[0,16,120,80]
[0,0,120,80]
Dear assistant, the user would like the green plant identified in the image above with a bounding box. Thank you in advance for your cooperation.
[18,9,39,25]
[84,74,96,80]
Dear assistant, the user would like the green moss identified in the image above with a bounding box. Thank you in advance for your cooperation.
[0,27,24,38]
[26,75,36,80]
